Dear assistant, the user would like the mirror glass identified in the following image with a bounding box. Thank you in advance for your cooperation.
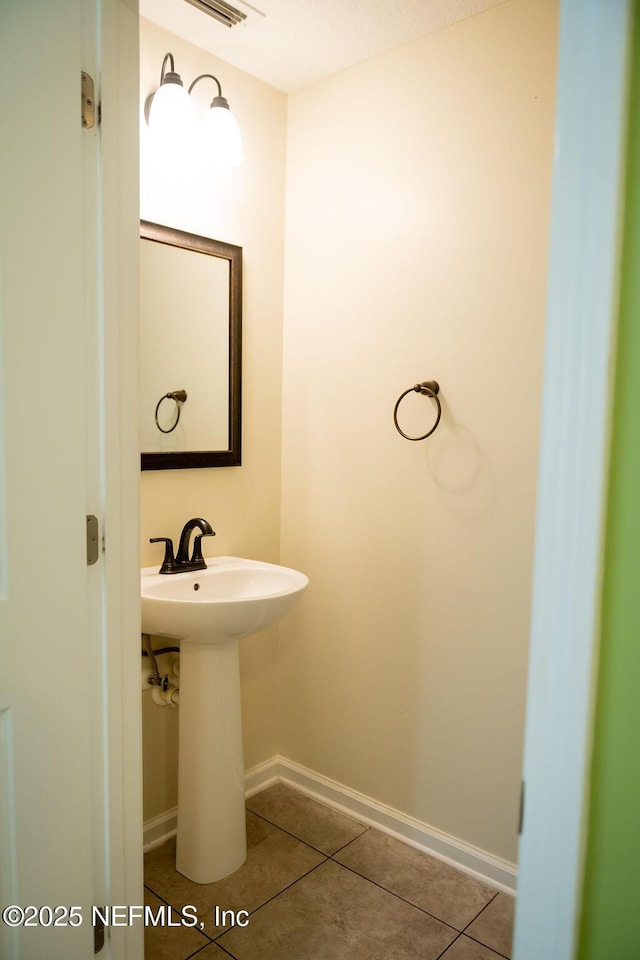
[139,221,242,470]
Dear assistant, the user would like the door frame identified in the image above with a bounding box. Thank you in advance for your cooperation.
[514,1,632,957]
[101,1,143,956]
[102,1,633,956]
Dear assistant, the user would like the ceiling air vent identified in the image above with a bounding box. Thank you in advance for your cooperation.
[183,0,247,28]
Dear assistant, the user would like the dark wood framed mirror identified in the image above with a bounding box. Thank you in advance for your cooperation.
[140,220,242,470]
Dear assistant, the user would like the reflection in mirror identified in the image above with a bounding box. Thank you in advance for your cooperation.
[140,221,242,469]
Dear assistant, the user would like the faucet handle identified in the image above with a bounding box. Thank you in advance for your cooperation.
[191,530,216,565]
[150,537,177,574]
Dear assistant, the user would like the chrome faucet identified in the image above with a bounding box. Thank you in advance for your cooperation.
[150,517,216,574]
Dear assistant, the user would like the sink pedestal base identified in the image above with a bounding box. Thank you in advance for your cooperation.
[176,638,247,884]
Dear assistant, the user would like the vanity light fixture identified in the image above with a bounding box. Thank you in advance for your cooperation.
[189,73,243,167]
[147,53,243,168]
[147,53,195,137]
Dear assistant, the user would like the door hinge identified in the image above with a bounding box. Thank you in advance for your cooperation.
[518,780,525,835]
[81,71,96,129]
[86,515,99,566]
[94,910,105,953]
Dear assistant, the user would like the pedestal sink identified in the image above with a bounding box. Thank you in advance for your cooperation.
[141,556,308,884]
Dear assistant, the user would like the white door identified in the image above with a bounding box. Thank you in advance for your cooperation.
[0,2,141,958]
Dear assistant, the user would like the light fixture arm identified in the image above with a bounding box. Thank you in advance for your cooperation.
[188,74,224,100]
[160,53,175,82]
[158,52,184,88]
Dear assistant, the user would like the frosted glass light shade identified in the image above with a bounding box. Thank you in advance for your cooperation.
[148,82,196,140]
[200,100,243,168]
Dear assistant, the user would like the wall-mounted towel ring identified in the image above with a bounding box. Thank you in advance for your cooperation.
[155,390,187,434]
[393,381,441,441]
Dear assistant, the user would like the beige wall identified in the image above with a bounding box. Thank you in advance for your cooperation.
[139,18,287,820]
[279,0,558,864]
[139,0,558,865]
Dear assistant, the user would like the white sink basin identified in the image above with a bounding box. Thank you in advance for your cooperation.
[140,554,309,885]
[141,556,309,644]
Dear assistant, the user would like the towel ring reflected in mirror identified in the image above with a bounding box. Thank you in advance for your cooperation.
[154,390,188,434]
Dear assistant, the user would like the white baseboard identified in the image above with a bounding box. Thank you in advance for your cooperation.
[244,756,280,798]
[144,755,517,894]
[143,807,177,853]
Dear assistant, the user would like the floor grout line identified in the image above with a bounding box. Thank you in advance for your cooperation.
[214,858,330,942]
[143,883,214,943]
[434,931,464,960]
[461,890,499,932]
[144,785,514,960]
[329,826,371,856]
[144,884,216,946]
[186,942,232,960]
[462,931,512,960]
[327,857,465,935]
[460,889,513,956]
[200,940,238,959]
[245,803,497,937]
[245,807,351,857]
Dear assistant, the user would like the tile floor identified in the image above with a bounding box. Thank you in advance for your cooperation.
[143,783,514,960]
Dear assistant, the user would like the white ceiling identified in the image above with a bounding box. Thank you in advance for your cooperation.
[140,0,507,92]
